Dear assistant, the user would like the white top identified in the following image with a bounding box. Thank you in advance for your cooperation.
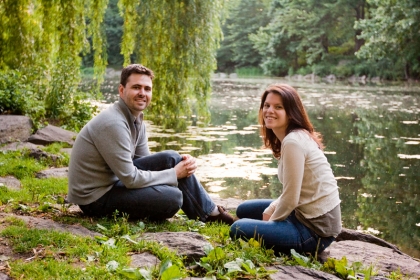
[264,130,341,223]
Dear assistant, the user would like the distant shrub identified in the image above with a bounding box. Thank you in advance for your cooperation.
[236,67,264,77]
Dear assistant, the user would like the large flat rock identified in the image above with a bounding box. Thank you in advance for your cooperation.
[0,115,33,144]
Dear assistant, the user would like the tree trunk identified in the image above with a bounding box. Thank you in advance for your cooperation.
[354,1,366,52]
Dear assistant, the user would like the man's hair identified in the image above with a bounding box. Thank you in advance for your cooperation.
[120,64,155,86]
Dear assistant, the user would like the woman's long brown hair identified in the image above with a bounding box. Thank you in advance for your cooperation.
[258,84,324,158]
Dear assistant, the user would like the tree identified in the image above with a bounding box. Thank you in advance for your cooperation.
[216,0,270,73]
[0,0,225,131]
[355,0,420,79]
[249,0,366,75]
[0,0,106,129]
[119,0,225,130]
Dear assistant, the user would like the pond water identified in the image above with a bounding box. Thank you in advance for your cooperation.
[97,77,420,258]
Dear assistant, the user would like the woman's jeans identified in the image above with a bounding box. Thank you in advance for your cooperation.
[79,150,216,222]
[230,199,335,256]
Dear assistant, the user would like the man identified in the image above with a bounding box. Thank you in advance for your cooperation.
[68,64,234,224]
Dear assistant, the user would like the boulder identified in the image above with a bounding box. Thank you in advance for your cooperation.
[27,125,77,146]
[0,141,41,151]
[318,228,420,278]
[0,115,33,144]
[0,213,101,238]
[321,240,420,279]
[0,176,21,190]
[36,167,69,179]
[267,265,341,280]
[140,232,211,263]
[130,252,161,269]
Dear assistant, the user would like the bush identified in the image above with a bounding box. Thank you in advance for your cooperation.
[0,68,97,132]
[0,70,45,123]
[311,63,333,77]
[235,67,264,77]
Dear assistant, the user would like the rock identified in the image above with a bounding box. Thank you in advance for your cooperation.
[0,115,33,144]
[320,240,420,279]
[229,73,238,79]
[209,194,242,211]
[36,167,69,179]
[0,272,12,280]
[302,73,321,83]
[0,176,21,190]
[335,228,404,254]
[28,148,61,163]
[27,125,77,146]
[140,232,211,263]
[291,74,304,81]
[0,141,42,152]
[267,265,341,280]
[0,213,101,238]
[130,252,161,269]
[323,74,336,83]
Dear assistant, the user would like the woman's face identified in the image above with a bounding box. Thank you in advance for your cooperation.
[262,92,289,135]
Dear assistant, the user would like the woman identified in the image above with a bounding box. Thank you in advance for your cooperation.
[230,84,342,256]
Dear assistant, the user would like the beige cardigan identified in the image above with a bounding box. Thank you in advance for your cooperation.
[264,130,341,223]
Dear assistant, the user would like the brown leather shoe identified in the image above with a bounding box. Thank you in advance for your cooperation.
[206,205,235,225]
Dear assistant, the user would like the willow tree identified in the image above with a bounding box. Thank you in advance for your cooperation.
[0,0,108,129]
[1,0,224,131]
[118,0,225,130]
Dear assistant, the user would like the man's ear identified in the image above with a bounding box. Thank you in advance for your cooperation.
[118,84,124,97]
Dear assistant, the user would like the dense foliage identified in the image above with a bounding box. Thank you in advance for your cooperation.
[0,0,108,130]
[118,1,224,130]
[0,0,225,131]
[1,0,419,132]
[217,0,420,80]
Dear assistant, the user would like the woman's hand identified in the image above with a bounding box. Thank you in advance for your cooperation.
[262,213,271,221]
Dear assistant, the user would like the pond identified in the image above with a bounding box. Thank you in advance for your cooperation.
[98,76,420,258]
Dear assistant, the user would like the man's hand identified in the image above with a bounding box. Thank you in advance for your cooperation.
[174,154,197,179]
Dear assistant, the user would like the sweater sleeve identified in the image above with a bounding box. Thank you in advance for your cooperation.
[269,139,305,221]
[134,121,151,158]
[92,119,177,189]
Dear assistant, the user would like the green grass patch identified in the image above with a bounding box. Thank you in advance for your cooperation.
[0,150,46,179]
[0,177,68,211]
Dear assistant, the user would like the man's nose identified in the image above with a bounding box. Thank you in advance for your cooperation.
[137,88,145,95]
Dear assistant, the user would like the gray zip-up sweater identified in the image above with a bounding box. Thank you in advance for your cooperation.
[67,98,178,205]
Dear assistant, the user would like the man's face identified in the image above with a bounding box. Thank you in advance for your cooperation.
[119,74,153,117]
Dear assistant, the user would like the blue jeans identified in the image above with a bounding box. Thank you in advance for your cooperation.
[79,150,216,222]
[230,199,335,256]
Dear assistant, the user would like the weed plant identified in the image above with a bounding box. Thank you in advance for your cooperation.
[0,145,410,279]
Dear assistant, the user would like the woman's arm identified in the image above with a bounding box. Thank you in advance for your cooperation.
[269,139,305,221]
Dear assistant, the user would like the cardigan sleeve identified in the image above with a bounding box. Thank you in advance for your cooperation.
[268,139,305,221]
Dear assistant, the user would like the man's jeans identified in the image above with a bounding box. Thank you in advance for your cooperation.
[79,150,216,222]
[230,199,335,256]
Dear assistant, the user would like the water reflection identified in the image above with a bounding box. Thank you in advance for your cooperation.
[99,77,420,258]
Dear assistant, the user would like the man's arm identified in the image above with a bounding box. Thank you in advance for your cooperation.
[93,120,177,189]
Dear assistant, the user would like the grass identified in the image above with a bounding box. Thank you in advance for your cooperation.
[0,145,411,279]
